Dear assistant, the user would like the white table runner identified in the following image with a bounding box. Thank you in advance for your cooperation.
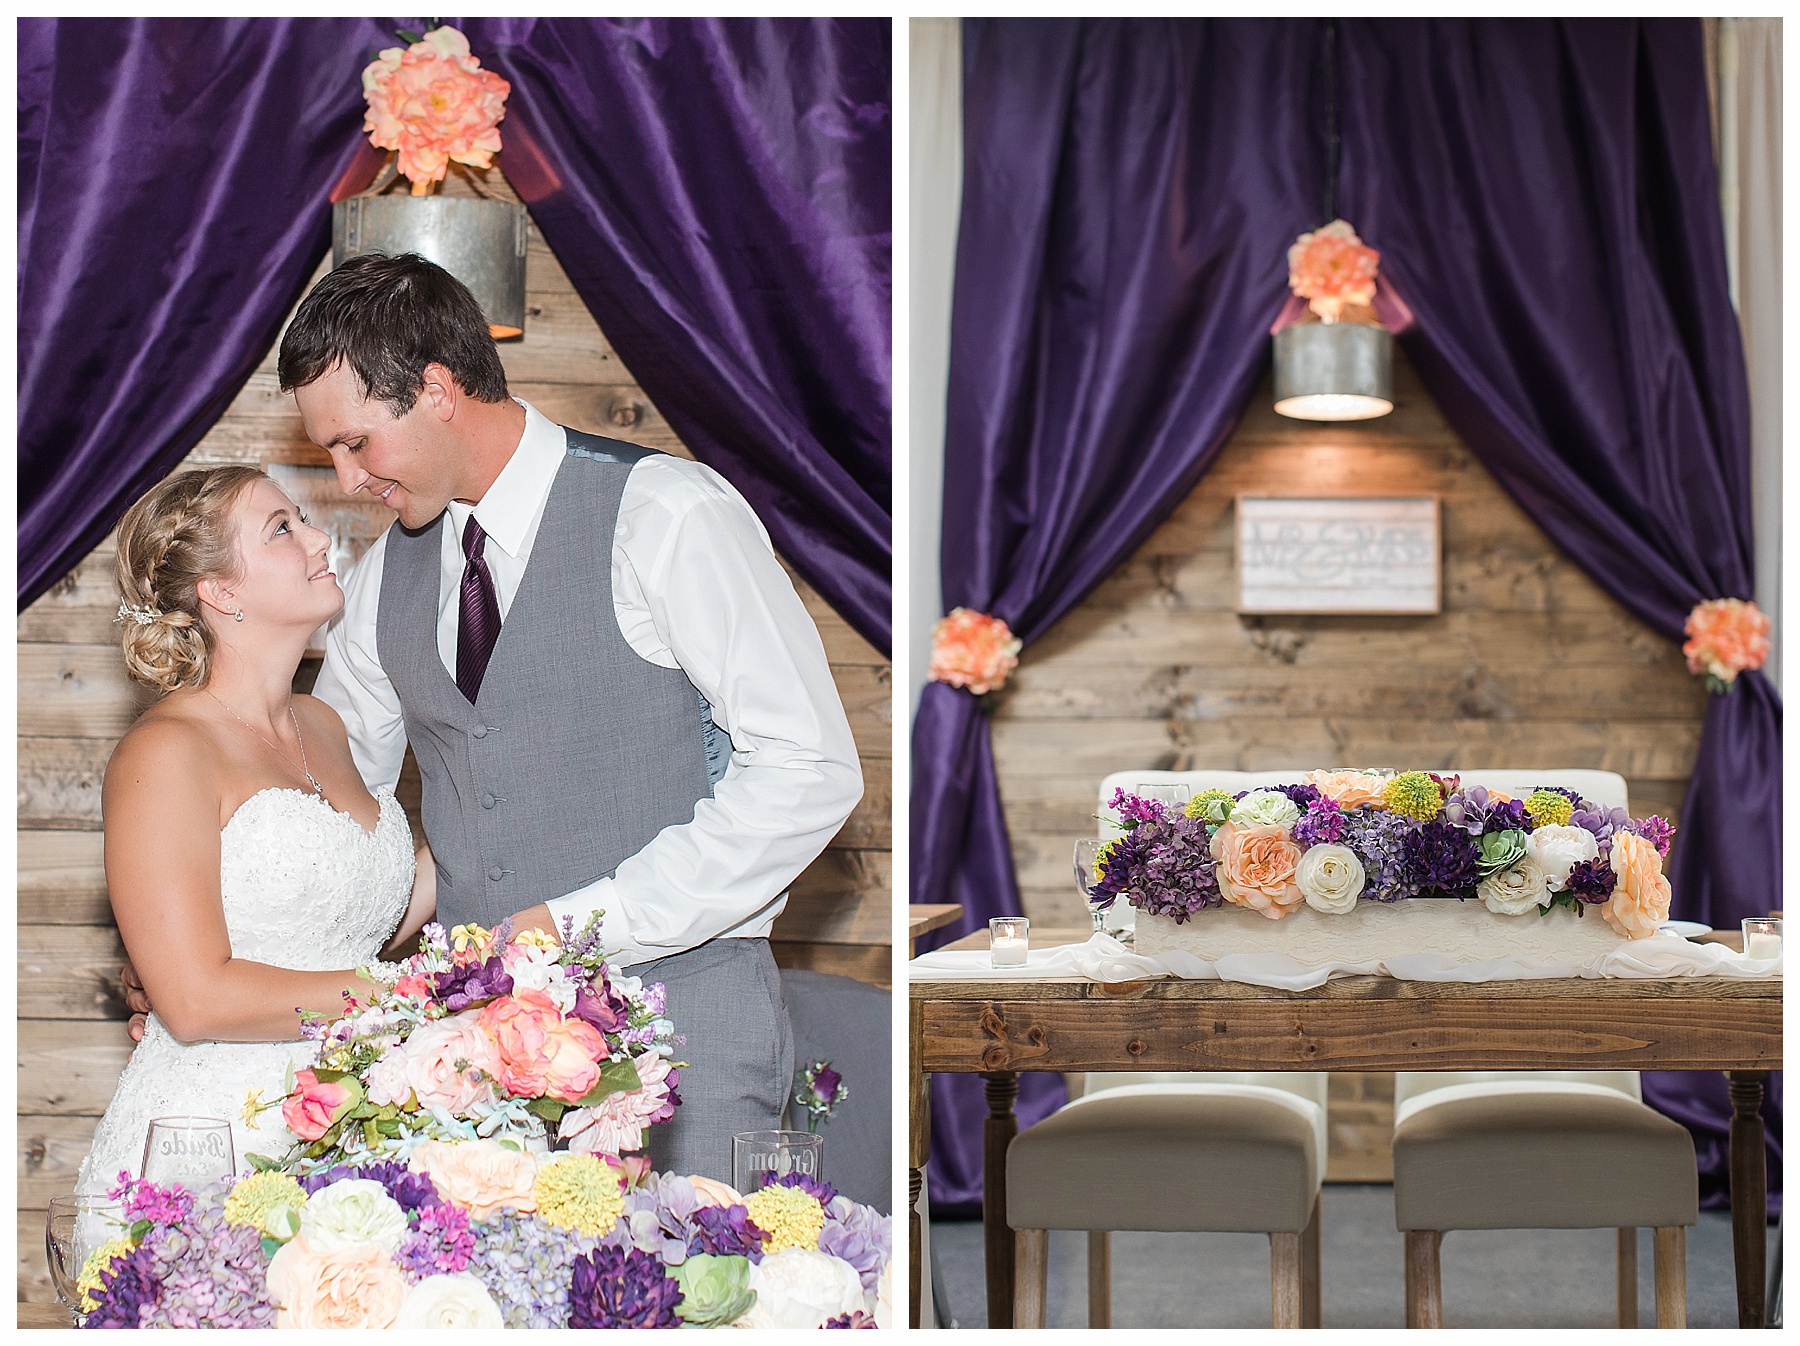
[909,932,1782,991]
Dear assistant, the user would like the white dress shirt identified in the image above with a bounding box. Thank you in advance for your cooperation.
[314,400,863,963]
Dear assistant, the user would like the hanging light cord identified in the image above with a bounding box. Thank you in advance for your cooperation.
[1322,18,1340,225]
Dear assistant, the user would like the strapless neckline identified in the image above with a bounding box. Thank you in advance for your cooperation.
[223,784,399,841]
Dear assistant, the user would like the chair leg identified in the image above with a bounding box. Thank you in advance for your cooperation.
[1301,1196,1322,1328]
[1616,1228,1638,1329]
[1404,1230,1443,1328]
[1653,1226,1687,1329]
[1013,1228,1048,1329]
[1271,1231,1302,1329]
[1087,1230,1110,1328]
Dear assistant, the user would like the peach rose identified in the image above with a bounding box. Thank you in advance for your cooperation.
[362,26,510,192]
[928,608,1022,695]
[408,1139,539,1219]
[266,1236,407,1329]
[281,1070,361,1142]
[1287,219,1381,321]
[1210,821,1305,920]
[479,990,571,1098]
[1600,831,1673,940]
[1303,769,1391,809]
[401,1014,502,1113]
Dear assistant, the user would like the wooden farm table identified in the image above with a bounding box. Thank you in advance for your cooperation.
[908,932,1782,1329]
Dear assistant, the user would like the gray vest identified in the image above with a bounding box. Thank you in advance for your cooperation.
[377,427,729,930]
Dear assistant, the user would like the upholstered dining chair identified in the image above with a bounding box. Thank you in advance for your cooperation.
[1007,1070,1328,1328]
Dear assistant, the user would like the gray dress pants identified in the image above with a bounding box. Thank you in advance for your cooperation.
[623,937,794,1183]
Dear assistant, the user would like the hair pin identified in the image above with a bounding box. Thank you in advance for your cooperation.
[116,598,161,627]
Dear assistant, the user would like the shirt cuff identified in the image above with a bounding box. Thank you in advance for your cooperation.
[544,877,640,965]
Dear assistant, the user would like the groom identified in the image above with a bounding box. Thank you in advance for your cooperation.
[288,252,861,1179]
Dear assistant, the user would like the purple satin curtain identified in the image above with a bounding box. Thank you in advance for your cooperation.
[18,17,389,607]
[917,17,1327,1215]
[463,18,892,653]
[1337,17,1779,1212]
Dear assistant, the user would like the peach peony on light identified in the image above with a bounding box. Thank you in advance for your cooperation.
[1210,820,1306,920]
[362,26,510,194]
[1683,598,1770,690]
[1600,830,1673,940]
[266,1236,407,1329]
[1287,220,1381,322]
[929,608,1022,695]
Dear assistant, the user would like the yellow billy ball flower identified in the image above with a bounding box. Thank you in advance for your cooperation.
[534,1155,625,1237]
[1092,836,1123,884]
[743,1184,827,1253]
[76,1235,136,1313]
[1187,789,1235,826]
[223,1171,308,1236]
[1524,789,1574,828]
[1382,771,1443,822]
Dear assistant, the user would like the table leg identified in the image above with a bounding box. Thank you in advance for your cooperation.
[909,1005,928,1329]
[1727,1070,1769,1329]
[982,1071,1020,1329]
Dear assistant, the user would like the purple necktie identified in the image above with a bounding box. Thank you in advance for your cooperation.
[456,515,502,703]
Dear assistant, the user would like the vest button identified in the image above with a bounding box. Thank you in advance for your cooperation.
[471,726,489,739]
[487,866,504,882]
[481,793,496,809]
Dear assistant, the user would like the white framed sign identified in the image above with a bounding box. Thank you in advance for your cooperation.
[1235,495,1440,614]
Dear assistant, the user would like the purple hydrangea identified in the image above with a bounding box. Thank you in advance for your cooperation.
[1402,822,1482,896]
[432,954,515,1011]
[1291,800,1347,847]
[768,1172,837,1205]
[1113,812,1223,923]
[1342,808,1420,902]
[299,1160,441,1212]
[819,1195,892,1294]
[87,1201,275,1329]
[1108,788,1171,827]
[826,1311,880,1327]
[468,1209,601,1327]
[395,1202,474,1280]
[1625,815,1676,858]
[689,1204,768,1260]
[567,1246,685,1329]
[1565,857,1617,903]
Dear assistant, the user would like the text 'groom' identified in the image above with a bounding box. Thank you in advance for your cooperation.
[288,253,863,1180]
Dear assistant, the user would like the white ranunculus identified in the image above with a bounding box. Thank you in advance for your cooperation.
[1477,857,1552,916]
[364,1046,413,1107]
[1525,824,1600,891]
[297,1179,409,1253]
[737,1249,865,1330]
[871,1260,894,1329]
[1294,844,1365,914]
[1230,790,1301,830]
[395,1273,504,1329]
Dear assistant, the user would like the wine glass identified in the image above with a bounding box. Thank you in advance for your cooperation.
[1074,837,1108,937]
[1140,783,1192,811]
[46,1194,123,1325]
[141,1115,235,1190]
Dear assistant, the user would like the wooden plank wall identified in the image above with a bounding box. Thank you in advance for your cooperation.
[992,350,1706,1179]
[18,188,891,1301]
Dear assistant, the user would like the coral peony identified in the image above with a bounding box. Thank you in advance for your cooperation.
[1683,598,1770,691]
[558,1053,679,1155]
[929,607,1022,694]
[478,989,601,1099]
[361,26,510,193]
[1209,821,1306,920]
[1287,220,1381,321]
[1600,830,1673,940]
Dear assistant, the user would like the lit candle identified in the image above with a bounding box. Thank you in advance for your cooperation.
[1742,918,1782,961]
[990,917,1030,968]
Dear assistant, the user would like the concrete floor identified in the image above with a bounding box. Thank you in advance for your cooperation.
[929,1184,1760,1329]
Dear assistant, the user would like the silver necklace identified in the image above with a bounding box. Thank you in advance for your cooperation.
[206,691,324,796]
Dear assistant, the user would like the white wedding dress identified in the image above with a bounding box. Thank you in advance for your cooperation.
[77,787,414,1194]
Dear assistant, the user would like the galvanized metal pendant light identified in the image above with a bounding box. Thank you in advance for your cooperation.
[1273,20,1394,421]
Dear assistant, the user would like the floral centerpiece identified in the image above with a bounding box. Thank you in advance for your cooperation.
[74,1158,892,1329]
[361,25,510,194]
[1093,771,1676,939]
[251,919,681,1173]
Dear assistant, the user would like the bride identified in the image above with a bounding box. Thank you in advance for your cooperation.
[78,465,433,1194]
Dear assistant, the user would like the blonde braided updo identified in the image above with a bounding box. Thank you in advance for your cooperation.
[113,466,267,692]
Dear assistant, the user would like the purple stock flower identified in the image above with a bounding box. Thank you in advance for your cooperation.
[1108,788,1171,827]
[1625,815,1676,859]
[1292,799,1347,847]
[432,954,514,1011]
[1565,857,1617,903]
[567,1246,685,1329]
[395,1203,474,1279]
[299,1160,441,1212]
[1402,822,1482,896]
